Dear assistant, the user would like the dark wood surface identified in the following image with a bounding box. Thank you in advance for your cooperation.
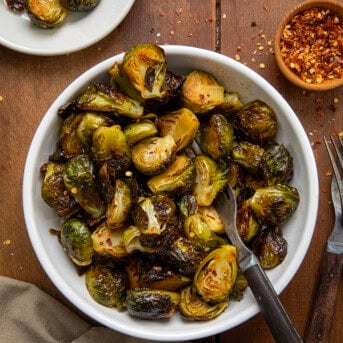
[0,1,342,342]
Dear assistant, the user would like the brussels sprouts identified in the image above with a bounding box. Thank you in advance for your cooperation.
[248,184,300,225]
[97,161,115,204]
[60,218,93,266]
[41,162,79,217]
[121,226,156,254]
[260,144,294,186]
[76,83,144,119]
[60,0,100,12]
[177,194,198,217]
[63,155,106,218]
[215,91,243,116]
[200,114,234,159]
[126,289,180,319]
[26,0,67,29]
[181,70,225,114]
[192,155,228,206]
[251,227,288,269]
[180,286,228,321]
[147,154,195,195]
[156,108,200,152]
[194,245,238,302]
[131,135,176,175]
[230,268,249,301]
[197,205,225,234]
[236,200,261,243]
[86,265,128,310]
[123,119,158,146]
[234,100,277,145]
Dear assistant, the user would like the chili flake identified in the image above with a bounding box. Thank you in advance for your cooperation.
[279,7,342,84]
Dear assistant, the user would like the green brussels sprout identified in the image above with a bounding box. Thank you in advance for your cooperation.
[60,0,100,12]
[86,265,128,310]
[121,226,156,254]
[200,114,234,159]
[156,107,200,152]
[26,0,67,29]
[230,268,249,301]
[180,286,228,321]
[197,205,225,234]
[126,289,180,319]
[41,162,79,217]
[76,83,144,119]
[215,91,243,116]
[177,194,198,217]
[147,154,195,195]
[123,119,158,146]
[97,161,115,204]
[181,70,225,114]
[194,245,238,302]
[131,135,176,175]
[234,100,277,145]
[251,227,288,269]
[60,218,93,266]
[192,155,228,206]
[236,200,261,243]
[260,144,294,186]
[248,184,300,225]
[122,43,167,99]
[63,155,106,218]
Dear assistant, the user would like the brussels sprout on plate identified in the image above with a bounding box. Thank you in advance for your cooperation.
[60,0,100,12]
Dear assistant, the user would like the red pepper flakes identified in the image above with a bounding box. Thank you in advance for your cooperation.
[280,7,343,84]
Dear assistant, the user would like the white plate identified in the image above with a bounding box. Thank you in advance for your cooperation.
[0,1,135,55]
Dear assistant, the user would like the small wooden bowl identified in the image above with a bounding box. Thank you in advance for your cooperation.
[274,0,343,91]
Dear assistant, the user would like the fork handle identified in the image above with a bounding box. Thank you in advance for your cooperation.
[305,250,343,343]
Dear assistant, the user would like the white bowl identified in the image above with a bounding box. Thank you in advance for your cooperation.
[23,46,319,341]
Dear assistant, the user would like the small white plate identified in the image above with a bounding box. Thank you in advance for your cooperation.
[0,1,135,56]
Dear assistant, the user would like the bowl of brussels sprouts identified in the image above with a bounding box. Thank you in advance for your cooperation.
[23,44,319,341]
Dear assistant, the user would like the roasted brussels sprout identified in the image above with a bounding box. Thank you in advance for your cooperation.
[126,289,180,319]
[156,108,200,152]
[86,265,128,310]
[181,70,224,114]
[197,205,225,234]
[180,286,228,321]
[251,226,288,269]
[234,100,277,145]
[60,218,93,266]
[215,91,243,116]
[26,0,67,29]
[123,119,158,146]
[200,114,234,159]
[177,194,198,217]
[121,226,156,253]
[63,155,106,219]
[193,245,238,302]
[230,268,249,301]
[147,154,195,195]
[60,0,100,12]
[248,184,300,225]
[236,200,261,243]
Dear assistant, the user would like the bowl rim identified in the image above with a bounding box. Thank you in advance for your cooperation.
[274,0,343,91]
[22,45,319,341]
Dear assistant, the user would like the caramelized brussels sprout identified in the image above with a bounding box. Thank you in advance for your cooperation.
[86,265,128,310]
[248,184,300,225]
[235,100,277,145]
[236,200,261,243]
[215,91,243,116]
[251,227,288,269]
[126,289,180,319]
[200,114,234,159]
[123,119,158,146]
[121,226,156,253]
[177,194,198,217]
[147,154,195,195]
[180,286,228,321]
[194,245,238,302]
[60,0,100,12]
[63,155,106,218]
[156,108,200,151]
[60,218,93,266]
[197,205,225,234]
[181,70,224,114]
[131,135,176,175]
[26,0,67,28]
[230,268,249,301]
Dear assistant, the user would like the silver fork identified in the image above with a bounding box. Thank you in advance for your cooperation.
[305,134,343,343]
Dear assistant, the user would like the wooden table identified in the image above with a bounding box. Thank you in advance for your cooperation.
[0,1,342,342]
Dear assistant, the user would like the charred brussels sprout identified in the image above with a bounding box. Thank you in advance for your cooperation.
[123,119,158,146]
[230,269,249,301]
[60,218,93,266]
[86,265,128,310]
[197,206,225,234]
[181,70,224,114]
[194,245,238,302]
[180,286,228,321]
[121,226,156,253]
[215,91,243,116]
[60,0,100,12]
[236,200,261,243]
[249,184,300,225]
[177,194,198,217]
[126,289,180,319]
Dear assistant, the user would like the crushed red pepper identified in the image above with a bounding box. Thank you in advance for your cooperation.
[280,7,343,84]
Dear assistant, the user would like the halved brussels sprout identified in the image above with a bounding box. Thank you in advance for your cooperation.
[197,205,225,234]
[86,265,128,310]
[60,0,100,12]
[215,91,243,116]
[156,107,200,151]
[248,184,300,225]
[123,119,158,146]
[193,245,238,302]
[180,286,228,321]
[131,135,176,175]
[121,226,156,253]
[181,70,225,114]
[200,114,234,159]
[147,154,195,195]
[236,200,261,243]
[126,289,180,319]
[60,218,93,266]
[177,194,198,217]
